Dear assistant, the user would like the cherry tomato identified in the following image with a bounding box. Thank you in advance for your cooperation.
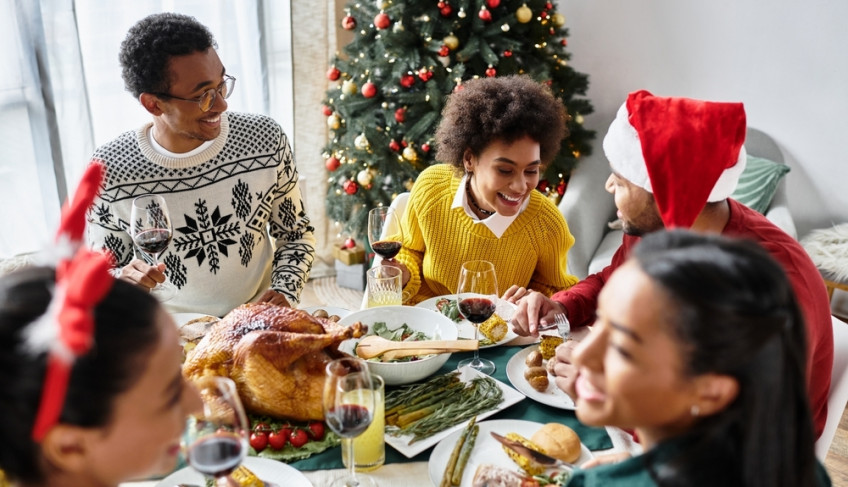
[253,422,271,434]
[279,426,292,442]
[268,430,287,450]
[249,431,268,452]
[289,429,309,448]
[308,421,325,441]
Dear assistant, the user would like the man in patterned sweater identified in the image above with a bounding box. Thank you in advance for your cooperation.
[86,13,315,317]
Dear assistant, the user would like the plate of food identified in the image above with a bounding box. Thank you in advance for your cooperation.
[154,456,312,487]
[428,419,592,487]
[299,305,351,322]
[384,366,525,458]
[506,344,576,410]
[415,295,518,348]
[170,312,219,344]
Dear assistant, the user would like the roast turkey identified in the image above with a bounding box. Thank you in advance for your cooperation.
[182,303,367,421]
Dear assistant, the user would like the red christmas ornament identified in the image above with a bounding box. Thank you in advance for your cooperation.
[322,105,333,116]
[342,15,356,30]
[326,66,341,81]
[557,180,566,196]
[418,68,433,82]
[561,39,568,46]
[437,1,446,7]
[503,50,513,57]
[343,237,356,249]
[549,27,555,35]
[394,107,406,123]
[536,180,549,193]
[485,66,497,77]
[361,82,377,98]
[487,0,501,8]
[389,140,401,151]
[421,143,431,152]
[343,180,358,195]
[440,5,453,16]
[478,7,492,22]
[438,45,450,57]
[400,74,416,88]
[540,11,549,19]
[374,12,391,29]
[325,156,340,172]
[545,2,553,10]
[401,140,408,147]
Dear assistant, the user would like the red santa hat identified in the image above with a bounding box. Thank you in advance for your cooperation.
[602,90,747,228]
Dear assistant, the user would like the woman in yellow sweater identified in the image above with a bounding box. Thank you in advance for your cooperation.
[387,75,578,304]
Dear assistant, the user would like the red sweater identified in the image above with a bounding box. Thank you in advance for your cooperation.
[552,199,833,438]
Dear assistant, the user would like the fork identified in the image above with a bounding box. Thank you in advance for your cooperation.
[538,312,571,340]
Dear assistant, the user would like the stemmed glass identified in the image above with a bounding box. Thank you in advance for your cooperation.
[456,260,498,375]
[182,376,249,487]
[130,194,176,301]
[367,206,403,264]
[324,358,377,487]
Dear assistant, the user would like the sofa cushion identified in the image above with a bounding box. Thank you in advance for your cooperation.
[731,155,790,214]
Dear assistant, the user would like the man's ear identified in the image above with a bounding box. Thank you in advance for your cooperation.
[40,424,93,475]
[693,373,739,417]
[139,93,163,116]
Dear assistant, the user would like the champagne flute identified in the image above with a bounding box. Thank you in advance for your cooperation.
[183,376,249,486]
[324,358,377,487]
[456,260,498,375]
[367,206,403,263]
[130,194,176,301]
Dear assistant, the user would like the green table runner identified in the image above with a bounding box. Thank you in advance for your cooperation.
[292,345,612,471]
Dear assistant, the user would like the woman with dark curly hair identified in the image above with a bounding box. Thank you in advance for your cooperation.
[385,75,578,305]
[567,230,830,486]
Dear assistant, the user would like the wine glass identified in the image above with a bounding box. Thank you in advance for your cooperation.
[182,376,249,486]
[456,260,498,375]
[367,206,403,263]
[324,358,377,487]
[130,194,176,301]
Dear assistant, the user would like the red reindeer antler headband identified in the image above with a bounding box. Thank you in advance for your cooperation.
[26,162,115,441]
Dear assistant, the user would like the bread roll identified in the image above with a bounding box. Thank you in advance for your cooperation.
[530,423,581,463]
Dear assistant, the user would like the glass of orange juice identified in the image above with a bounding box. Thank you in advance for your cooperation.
[341,373,385,471]
[366,266,402,308]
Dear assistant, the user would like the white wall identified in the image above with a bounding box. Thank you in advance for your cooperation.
[560,1,848,238]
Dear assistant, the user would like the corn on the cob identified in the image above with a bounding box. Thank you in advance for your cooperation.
[503,432,547,476]
[539,335,564,360]
[230,464,265,487]
[479,313,507,343]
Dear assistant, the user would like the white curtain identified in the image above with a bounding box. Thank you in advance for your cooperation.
[0,0,294,259]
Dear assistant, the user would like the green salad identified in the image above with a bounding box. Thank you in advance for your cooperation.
[356,321,431,362]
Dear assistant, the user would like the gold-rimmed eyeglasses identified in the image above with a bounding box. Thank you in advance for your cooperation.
[151,74,235,112]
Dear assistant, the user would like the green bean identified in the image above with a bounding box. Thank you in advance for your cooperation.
[440,417,475,487]
[451,423,478,485]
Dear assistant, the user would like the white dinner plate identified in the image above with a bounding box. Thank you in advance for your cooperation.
[386,366,525,458]
[154,456,312,487]
[428,419,592,486]
[299,305,351,320]
[415,295,518,348]
[506,345,576,410]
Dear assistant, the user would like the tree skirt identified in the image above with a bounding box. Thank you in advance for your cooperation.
[802,223,848,283]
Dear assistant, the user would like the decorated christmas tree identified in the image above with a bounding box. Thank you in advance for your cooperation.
[322,0,594,241]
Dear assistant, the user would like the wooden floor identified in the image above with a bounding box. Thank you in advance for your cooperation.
[300,278,848,485]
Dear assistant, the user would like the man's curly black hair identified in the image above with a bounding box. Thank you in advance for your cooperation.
[119,12,217,98]
[435,75,568,174]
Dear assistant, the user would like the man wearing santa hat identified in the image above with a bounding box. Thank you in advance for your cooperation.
[509,90,833,438]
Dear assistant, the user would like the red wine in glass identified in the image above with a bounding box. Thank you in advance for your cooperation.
[186,435,243,477]
[371,240,402,260]
[458,297,496,324]
[326,404,372,438]
[133,228,172,256]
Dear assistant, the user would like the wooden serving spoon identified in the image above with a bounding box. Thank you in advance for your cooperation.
[354,335,478,360]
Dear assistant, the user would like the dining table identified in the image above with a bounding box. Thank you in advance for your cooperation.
[121,333,642,487]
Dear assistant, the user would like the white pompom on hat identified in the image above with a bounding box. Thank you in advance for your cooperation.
[603,90,747,228]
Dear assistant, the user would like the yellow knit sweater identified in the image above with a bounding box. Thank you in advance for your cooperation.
[396,164,578,304]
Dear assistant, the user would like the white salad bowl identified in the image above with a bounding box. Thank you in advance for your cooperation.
[337,306,459,385]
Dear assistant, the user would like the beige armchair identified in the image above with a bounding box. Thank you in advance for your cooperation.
[559,127,797,279]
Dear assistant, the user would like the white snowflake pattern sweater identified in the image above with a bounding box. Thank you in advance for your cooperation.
[86,112,315,316]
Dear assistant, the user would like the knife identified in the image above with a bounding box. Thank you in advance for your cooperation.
[490,432,577,470]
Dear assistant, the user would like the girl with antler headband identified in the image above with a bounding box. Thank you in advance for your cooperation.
[0,164,201,486]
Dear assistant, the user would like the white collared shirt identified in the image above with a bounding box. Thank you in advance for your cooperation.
[451,174,529,238]
[147,126,215,158]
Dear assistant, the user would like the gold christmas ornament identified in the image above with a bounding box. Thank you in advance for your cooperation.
[575,114,584,124]
[402,145,418,162]
[443,34,459,50]
[327,113,341,130]
[552,12,565,27]
[354,133,370,150]
[342,79,358,95]
[516,4,533,23]
[356,169,373,186]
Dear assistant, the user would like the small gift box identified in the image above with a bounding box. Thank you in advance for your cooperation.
[333,244,366,266]
[334,260,366,291]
